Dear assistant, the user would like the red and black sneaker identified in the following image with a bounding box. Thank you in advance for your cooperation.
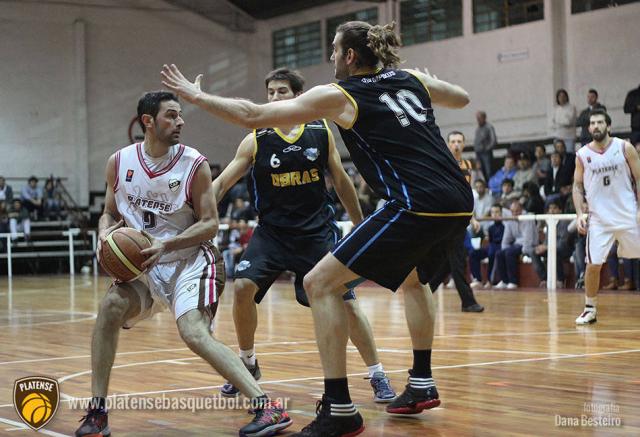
[386,380,440,414]
[74,408,110,437]
[239,399,292,437]
[292,395,364,437]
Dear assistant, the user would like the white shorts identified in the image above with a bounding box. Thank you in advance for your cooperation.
[123,243,225,328]
[586,223,640,265]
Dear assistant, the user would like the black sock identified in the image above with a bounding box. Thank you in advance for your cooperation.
[250,394,270,409]
[325,378,352,404]
[412,349,432,378]
[90,397,106,411]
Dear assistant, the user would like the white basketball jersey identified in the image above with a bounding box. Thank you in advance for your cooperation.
[577,137,637,230]
[114,143,207,263]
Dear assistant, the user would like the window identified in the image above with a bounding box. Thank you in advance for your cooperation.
[273,21,322,69]
[400,0,463,46]
[326,8,378,61]
[473,0,544,33]
[572,0,640,14]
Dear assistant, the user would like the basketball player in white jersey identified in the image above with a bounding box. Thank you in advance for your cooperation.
[75,91,291,437]
[573,109,640,324]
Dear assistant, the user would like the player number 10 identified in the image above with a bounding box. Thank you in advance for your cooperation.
[379,89,427,127]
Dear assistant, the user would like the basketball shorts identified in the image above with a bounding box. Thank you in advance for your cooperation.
[332,201,471,291]
[586,223,640,265]
[234,223,356,307]
[123,243,225,328]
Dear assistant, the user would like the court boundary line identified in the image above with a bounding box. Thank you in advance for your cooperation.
[2,328,639,366]
[1,347,637,409]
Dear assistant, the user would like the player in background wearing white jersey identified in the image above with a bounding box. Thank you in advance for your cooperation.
[75,91,291,437]
[573,109,640,324]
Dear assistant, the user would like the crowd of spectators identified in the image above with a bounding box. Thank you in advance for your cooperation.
[0,176,65,250]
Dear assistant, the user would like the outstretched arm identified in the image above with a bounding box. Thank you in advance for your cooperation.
[404,67,470,109]
[212,133,255,202]
[161,64,352,129]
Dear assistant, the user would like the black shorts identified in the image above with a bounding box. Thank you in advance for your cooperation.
[234,223,356,307]
[332,201,471,291]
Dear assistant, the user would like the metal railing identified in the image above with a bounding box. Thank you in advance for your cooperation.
[2,215,574,291]
[1,229,96,277]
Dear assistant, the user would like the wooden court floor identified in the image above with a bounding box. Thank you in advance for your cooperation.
[0,275,639,436]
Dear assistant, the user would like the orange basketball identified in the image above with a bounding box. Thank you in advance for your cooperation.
[99,227,151,282]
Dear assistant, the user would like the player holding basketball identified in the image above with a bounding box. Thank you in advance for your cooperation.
[162,20,472,437]
[213,68,396,403]
[75,91,291,437]
[573,109,640,324]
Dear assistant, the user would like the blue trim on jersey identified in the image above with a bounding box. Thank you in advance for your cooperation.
[383,158,412,209]
[352,128,412,208]
[250,165,260,213]
[345,209,404,268]
[351,129,392,198]
[333,201,392,254]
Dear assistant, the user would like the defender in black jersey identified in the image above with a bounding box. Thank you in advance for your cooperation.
[163,20,472,437]
[211,68,396,404]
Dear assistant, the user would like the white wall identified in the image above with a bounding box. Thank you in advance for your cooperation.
[0,0,256,204]
[258,0,640,144]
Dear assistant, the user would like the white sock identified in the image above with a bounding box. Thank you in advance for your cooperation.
[239,348,256,366]
[585,296,597,309]
[367,363,384,378]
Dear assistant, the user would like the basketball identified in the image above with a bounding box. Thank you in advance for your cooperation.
[99,227,151,282]
[21,393,52,426]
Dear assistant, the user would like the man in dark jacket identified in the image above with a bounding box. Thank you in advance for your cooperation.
[624,84,640,145]
[577,89,606,146]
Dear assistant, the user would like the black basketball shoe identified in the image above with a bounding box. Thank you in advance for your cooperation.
[74,407,110,437]
[292,394,364,437]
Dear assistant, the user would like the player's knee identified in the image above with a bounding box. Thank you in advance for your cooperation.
[99,286,131,324]
[303,271,323,300]
[233,279,257,303]
[177,319,208,352]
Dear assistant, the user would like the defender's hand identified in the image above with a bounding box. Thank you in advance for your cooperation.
[161,64,203,104]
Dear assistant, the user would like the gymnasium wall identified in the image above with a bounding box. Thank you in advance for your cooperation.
[0,0,257,204]
[1,0,639,205]
[257,0,640,145]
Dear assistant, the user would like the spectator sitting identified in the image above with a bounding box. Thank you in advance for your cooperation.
[576,88,606,146]
[494,200,538,289]
[8,199,31,241]
[543,151,573,207]
[498,178,519,208]
[0,176,13,204]
[532,145,551,186]
[513,152,536,197]
[531,201,572,288]
[488,155,516,196]
[551,89,577,152]
[21,176,43,220]
[520,181,545,215]
[473,179,493,221]
[469,204,505,288]
[229,197,254,222]
[0,201,9,251]
[43,178,63,220]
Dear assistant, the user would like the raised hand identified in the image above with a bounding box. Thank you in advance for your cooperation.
[161,64,203,104]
